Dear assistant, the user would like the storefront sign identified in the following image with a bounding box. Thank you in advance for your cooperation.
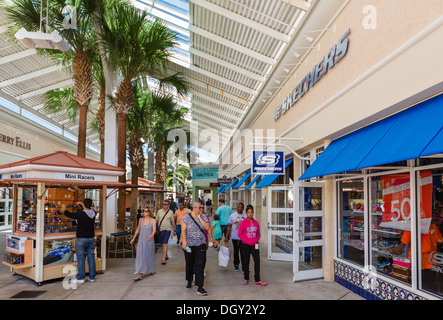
[0,133,31,150]
[55,172,102,181]
[217,175,232,184]
[274,29,351,121]
[8,172,26,179]
[252,151,285,175]
[192,167,219,180]
[380,171,432,233]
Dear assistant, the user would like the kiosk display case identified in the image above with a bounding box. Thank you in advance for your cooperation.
[0,151,136,285]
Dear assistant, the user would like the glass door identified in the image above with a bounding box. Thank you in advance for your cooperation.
[293,182,324,281]
[268,186,294,261]
[0,187,13,230]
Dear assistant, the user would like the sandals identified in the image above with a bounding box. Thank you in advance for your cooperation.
[241,280,249,285]
[255,281,267,286]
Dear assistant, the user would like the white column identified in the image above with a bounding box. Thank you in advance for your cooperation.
[104,71,118,235]
[34,182,45,283]
[101,186,107,270]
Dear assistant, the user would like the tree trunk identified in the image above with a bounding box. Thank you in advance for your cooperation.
[117,112,127,231]
[77,104,88,158]
[72,52,94,158]
[155,142,164,212]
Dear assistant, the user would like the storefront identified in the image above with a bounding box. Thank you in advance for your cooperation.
[0,151,130,285]
[0,100,100,230]
[216,1,443,300]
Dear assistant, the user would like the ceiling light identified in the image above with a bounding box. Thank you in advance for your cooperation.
[15,28,69,52]
[293,51,300,59]
[304,35,314,43]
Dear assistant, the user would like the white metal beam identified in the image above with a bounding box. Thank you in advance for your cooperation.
[280,0,310,11]
[189,0,291,43]
[192,101,241,123]
[192,103,239,126]
[16,79,73,100]
[188,25,276,65]
[0,65,62,88]
[189,64,258,96]
[189,47,266,82]
[192,110,236,129]
[0,48,36,64]
[191,91,246,116]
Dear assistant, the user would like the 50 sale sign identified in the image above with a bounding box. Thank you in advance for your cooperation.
[380,171,432,234]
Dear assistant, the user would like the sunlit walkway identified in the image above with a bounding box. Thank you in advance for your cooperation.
[0,230,361,300]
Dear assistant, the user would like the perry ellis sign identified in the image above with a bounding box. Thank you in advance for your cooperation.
[275,29,351,121]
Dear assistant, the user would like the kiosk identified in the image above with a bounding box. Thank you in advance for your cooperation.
[0,151,134,285]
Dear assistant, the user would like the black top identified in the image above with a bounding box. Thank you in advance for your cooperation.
[64,209,96,238]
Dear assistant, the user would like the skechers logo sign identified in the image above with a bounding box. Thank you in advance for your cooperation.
[430,252,443,274]
[252,151,285,175]
[275,29,351,121]
[256,154,281,166]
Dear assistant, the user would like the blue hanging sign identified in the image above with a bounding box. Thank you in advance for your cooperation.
[252,151,285,175]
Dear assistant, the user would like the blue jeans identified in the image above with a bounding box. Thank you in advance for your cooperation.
[176,225,181,242]
[75,238,96,280]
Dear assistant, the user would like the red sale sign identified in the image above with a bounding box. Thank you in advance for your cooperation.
[381,171,432,233]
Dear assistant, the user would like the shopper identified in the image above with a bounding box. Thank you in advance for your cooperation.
[130,207,156,281]
[174,200,190,244]
[61,198,97,283]
[224,203,246,271]
[238,205,267,286]
[181,202,213,296]
[216,199,232,241]
[205,198,213,215]
[155,200,176,264]
[125,207,131,221]
[211,213,222,249]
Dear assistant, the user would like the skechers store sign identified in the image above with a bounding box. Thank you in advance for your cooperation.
[274,29,350,121]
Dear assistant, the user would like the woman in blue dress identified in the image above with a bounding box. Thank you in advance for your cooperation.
[130,207,156,281]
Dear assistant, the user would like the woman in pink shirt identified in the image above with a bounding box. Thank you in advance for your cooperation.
[238,205,267,286]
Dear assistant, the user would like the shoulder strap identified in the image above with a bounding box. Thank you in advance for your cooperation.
[158,210,169,228]
[189,213,206,236]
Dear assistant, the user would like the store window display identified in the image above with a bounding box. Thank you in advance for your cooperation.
[16,188,100,236]
[416,169,443,296]
[369,174,412,284]
[338,179,364,266]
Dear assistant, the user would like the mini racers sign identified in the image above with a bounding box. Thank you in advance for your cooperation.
[380,171,432,233]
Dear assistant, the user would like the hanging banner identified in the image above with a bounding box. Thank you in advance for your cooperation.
[252,151,285,175]
[380,171,432,233]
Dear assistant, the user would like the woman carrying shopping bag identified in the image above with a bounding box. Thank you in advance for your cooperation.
[238,205,267,286]
[181,202,213,296]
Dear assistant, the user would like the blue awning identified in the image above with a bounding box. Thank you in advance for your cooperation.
[224,178,239,192]
[245,175,261,190]
[255,158,294,188]
[215,184,226,194]
[300,93,443,180]
[233,172,251,189]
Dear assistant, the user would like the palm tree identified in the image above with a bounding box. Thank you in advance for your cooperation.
[148,93,188,210]
[166,164,191,194]
[126,84,152,226]
[101,2,185,230]
[4,0,97,158]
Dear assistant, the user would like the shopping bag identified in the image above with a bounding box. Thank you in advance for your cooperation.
[218,246,230,267]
